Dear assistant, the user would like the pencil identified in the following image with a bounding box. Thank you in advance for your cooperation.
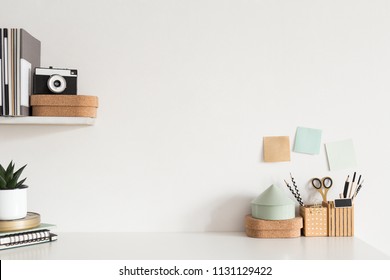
[348,172,356,198]
[353,179,364,200]
[343,175,350,198]
[357,174,362,186]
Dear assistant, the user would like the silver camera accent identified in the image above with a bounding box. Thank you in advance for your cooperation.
[47,74,67,93]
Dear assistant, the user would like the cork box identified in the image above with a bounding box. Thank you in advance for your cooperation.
[245,215,303,238]
[31,95,98,118]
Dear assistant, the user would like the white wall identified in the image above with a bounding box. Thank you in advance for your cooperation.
[1,0,390,256]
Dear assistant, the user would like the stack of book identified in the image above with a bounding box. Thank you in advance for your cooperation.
[0,28,41,116]
[0,212,57,250]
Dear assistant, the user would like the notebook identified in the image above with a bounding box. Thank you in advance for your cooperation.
[0,223,57,250]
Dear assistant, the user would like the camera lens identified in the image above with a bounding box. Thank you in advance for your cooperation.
[47,75,67,93]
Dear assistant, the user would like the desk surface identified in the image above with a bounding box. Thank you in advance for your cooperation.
[0,232,388,260]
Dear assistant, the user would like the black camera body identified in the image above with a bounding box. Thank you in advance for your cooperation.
[33,67,77,95]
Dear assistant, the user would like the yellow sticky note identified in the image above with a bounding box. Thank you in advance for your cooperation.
[263,136,291,162]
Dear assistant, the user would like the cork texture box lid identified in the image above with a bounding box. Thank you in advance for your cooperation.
[31,95,98,108]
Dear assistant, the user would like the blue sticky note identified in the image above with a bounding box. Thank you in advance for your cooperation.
[325,139,357,171]
[293,127,322,155]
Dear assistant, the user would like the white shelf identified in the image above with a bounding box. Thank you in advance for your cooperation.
[0,116,95,126]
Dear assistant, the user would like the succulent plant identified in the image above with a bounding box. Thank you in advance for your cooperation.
[0,161,27,189]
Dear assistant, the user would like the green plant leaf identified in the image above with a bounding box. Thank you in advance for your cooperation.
[0,164,5,177]
[15,178,27,189]
[7,175,18,189]
[0,162,27,189]
[12,164,26,184]
[5,161,14,182]
[0,176,6,189]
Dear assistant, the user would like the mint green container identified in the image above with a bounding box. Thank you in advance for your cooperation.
[251,184,295,220]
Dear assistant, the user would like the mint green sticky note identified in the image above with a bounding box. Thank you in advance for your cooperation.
[325,139,357,171]
[293,127,322,155]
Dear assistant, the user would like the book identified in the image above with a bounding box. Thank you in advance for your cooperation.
[19,29,40,116]
[0,229,57,250]
[0,223,56,237]
[0,28,40,116]
[8,28,14,115]
[2,28,9,116]
[0,28,2,116]
[14,28,20,115]
[0,223,57,250]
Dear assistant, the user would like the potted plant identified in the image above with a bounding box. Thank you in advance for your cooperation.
[0,161,28,220]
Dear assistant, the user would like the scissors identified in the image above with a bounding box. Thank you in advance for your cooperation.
[311,177,333,203]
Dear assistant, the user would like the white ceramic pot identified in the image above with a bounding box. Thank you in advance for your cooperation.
[0,187,28,220]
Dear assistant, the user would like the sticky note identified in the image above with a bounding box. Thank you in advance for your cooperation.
[263,136,290,162]
[293,127,322,155]
[325,139,357,171]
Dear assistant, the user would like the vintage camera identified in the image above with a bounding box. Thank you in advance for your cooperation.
[33,67,77,94]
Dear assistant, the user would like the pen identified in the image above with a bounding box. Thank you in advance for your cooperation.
[343,175,350,198]
[353,179,364,200]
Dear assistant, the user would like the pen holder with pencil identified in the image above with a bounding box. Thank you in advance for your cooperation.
[287,172,359,237]
[299,205,328,237]
[323,201,354,237]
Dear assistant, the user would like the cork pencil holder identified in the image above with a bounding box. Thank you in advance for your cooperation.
[323,201,354,237]
[299,205,328,237]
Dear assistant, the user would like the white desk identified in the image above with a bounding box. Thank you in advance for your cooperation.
[0,232,388,260]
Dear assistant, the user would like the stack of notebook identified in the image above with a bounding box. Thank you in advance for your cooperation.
[0,212,57,250]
